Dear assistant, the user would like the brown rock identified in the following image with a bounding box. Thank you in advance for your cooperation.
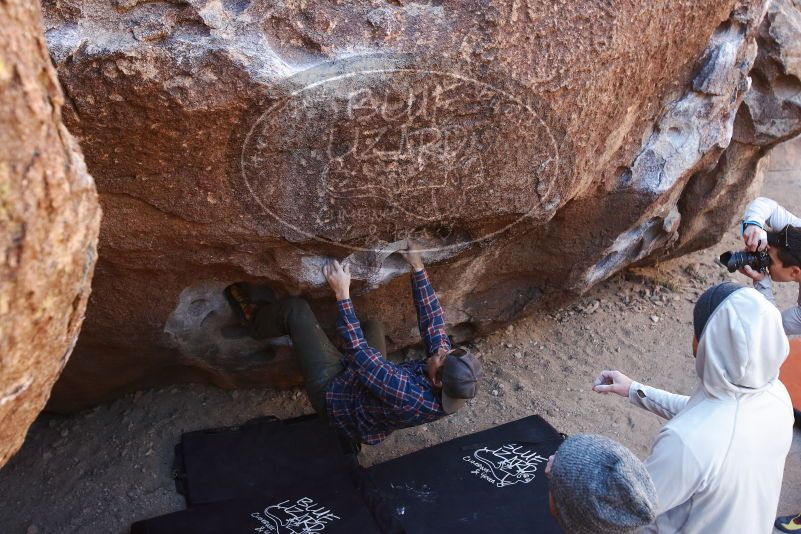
[37,0,794,410]
[0,1,100,463]
[668,0,801,257]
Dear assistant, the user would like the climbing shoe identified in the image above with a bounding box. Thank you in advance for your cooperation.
[224,283,259,326]
[776,513,801,533]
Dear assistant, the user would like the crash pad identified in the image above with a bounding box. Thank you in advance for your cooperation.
[367,415,565,534]
[131,470,400,534]
[173,415,356,506]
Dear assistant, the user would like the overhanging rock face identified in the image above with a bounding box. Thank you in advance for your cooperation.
[668,0,801,258]
[0,0,100,465]
[40,0,790,410]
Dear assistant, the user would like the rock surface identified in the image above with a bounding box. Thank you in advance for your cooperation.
[0,1,100,464]
[669,0,801,257]
[39,0,796,410]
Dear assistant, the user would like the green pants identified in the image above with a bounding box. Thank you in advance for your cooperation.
[252,297,387,417]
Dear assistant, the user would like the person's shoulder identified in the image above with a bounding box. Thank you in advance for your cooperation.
[400,360,435,385]
[650,423,718,483]
[663,401,735,453]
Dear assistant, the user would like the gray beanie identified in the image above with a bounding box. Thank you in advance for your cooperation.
[549,434,657,534]
[693,282,745,341]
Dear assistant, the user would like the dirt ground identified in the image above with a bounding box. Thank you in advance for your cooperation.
[1,162,800,532]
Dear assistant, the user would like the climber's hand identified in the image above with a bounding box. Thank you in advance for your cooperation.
[399,240,425,272]
[323,259,351,301]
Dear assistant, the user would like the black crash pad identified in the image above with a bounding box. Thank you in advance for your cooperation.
[132,469,400,534]
[173,415,356,506]
[367,415,565,534]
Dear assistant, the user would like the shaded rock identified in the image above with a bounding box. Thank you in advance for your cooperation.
[37,0,788,410]
[0,1,100,463]
[669,0,801,257]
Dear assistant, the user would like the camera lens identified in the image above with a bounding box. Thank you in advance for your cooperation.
[718,250,771,273]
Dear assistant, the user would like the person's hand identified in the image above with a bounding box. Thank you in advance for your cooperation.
[398,240,425,272]
[743,224,768,252]
[739,264,766,282]
[592,370,633,398]
[323,259,351,300]
[544,455,554,479]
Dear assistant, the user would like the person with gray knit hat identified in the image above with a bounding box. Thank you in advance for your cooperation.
[544,434,657,534]
[592,282,793,533]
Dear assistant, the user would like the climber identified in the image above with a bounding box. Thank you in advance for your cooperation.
[593,282,794,533]
[223,241,483,446]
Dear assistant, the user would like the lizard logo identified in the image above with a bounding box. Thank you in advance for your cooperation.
[464,443,548,488]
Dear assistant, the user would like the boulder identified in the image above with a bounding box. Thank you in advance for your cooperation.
[0,1,100,464]
[668,0,801,257]
[39,0,787,410]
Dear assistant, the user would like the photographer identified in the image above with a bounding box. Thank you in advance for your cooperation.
[739,197,801,534]
[739,197,801,333]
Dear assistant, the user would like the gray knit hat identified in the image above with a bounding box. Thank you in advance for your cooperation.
[549,434,657,534]
[693,282,745,341]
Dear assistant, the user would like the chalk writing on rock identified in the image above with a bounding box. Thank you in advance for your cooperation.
[241,58,562,253]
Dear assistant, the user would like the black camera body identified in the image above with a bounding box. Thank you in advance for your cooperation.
[719,250,772,273]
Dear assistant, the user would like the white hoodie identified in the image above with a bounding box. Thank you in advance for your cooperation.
[630,288,794,534]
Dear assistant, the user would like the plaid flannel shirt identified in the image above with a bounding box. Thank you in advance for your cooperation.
[325,269,451,445]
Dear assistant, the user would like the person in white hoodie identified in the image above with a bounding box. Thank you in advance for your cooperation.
[593,282,794,534]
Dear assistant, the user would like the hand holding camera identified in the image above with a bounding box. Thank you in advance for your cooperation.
[743,224,768,252]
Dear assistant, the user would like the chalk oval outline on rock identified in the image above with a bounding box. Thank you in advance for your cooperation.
[241,56,564,254]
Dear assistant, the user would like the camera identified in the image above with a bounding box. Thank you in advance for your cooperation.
[719,250,772,273]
